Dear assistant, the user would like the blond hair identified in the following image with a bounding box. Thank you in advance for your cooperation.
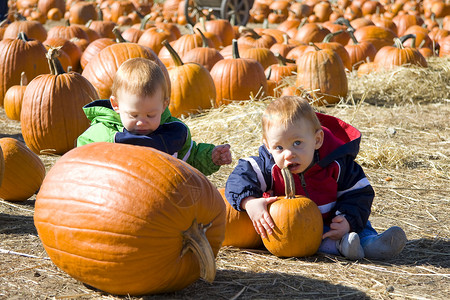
[262,96,322,139]
[111,57,168,101]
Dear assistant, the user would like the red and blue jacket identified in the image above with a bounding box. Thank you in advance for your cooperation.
[225,113,374,233]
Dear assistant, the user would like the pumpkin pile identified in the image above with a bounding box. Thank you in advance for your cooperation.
[34,142,226,295]
[2,0,449,121]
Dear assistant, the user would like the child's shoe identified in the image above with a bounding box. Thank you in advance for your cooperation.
[336,232,365,260]
[362,226,407,260]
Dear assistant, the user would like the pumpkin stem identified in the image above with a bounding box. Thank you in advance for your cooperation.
[418,38,425,49]
[46,47,66,75]
[17,31,30,42]
[65,19,71,27]
[266,65,272,80]
[282,34,289,45]
[298,17,308,29]
[181,219,216,283]
[85,19,93,28]
[231,39,240,59]
[200,17,207,32]
[0,19,9,27]
[112,26,128,43]
[162,40,183,67]
[309,42,321,51]
[20,72,28,86]
[186,23,195,35]
[274,52,294,66]
[397,34,415,48]
[263,18,269,29]
[196,28,209,48]
[281,167,296,198]
[348,29,359,44]
[334,17,355,32]
[97,5,104,21]
[140,14,152,30]
[230,14,236,26]
[322,30,343,43]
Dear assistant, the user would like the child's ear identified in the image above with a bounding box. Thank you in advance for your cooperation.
[314,129,324,149]
[163,97,170,109]
[110,96,119,112]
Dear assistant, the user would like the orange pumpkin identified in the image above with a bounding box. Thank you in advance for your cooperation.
[296,43,348,106]
[34,142,226,295]
[210,39,268,106]
[82,40,170,99]
[80,38,116,70]
[218,188,263,249]
[374,37,428,70]
[163,40,216,117]
[0,137,45,201]
[182,29,224,71]
[0,32,48,106]
[262,168,323,257]
[3,18,48,42]
[4,72,27,121]
[21,48,99,155]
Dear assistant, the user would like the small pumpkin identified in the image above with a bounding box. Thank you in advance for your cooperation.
[219,188,263,249]
[182,29,224,71]
[34,142,226,295]
[4,72,27,121]
[162,40,215,117]
[262,167,323,257]
[374,36,428,70]
[0,137,45,201]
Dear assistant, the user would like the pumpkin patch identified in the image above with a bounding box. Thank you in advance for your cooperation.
[1,0,449,298]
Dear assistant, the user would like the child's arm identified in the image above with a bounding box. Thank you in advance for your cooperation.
[241,196,278,238]
[334,156,375,233]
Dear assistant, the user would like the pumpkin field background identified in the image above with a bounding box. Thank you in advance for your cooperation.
[1,0,450,299]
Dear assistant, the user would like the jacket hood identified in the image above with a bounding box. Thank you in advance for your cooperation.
[316,112,361,168]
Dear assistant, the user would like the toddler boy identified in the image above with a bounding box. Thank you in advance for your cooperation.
[225,96,407,260]
[77,57,231,176]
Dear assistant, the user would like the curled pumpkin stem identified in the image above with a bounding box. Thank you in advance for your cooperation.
[281,167,296,198]
[181,219,216,283]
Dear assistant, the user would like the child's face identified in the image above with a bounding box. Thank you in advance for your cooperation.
[110,88,168,136]
[263,117,323,174]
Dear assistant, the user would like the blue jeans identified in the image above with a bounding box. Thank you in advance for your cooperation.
[318,221,378,255]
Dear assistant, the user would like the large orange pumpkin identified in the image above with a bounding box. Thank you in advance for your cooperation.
[0,137,45,201]
[210,39,268,106]
[0,32,48,106]
[296,43,348,106]
[262,168,323,257]
[34,142,226,295]
[218,188,263,249]
[20,48,99,155]
[82,42,170,99]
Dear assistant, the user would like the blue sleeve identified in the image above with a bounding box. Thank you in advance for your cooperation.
[225,146,273,211]
[115,122,187,155]
[335,156,374,233]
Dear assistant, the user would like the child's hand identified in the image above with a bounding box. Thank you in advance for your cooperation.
[241,196,278,239]
[322,215,351,240]
[212,144,232,165]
